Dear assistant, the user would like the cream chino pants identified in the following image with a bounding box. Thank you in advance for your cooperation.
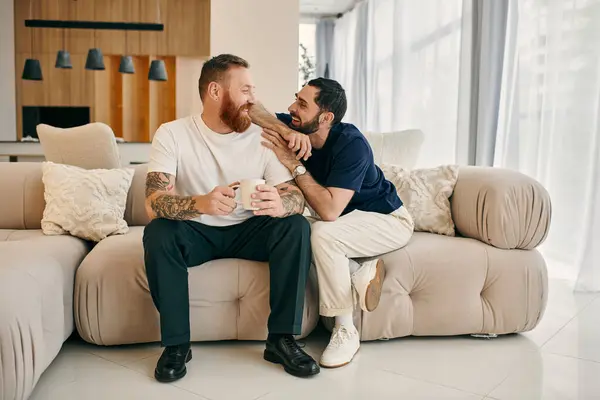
[307,206,415,317]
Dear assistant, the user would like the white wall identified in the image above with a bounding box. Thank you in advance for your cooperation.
[176,57,205,118]
[211,0,299,113]
[0,0,16,141]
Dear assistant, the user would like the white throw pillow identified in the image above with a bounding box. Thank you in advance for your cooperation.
[382,164,459,236]
[41,162,135,242]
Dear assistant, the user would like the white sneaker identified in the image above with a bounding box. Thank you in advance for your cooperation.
[351,258,386,312]
[319,325,360,368]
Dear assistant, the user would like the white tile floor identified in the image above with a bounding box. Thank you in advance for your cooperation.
[30,278,600,400]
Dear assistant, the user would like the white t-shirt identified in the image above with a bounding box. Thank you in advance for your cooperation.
[147,114,292,227]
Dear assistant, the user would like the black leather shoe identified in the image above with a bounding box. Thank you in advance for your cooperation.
[264,335,320,377]
[154,343,192,383]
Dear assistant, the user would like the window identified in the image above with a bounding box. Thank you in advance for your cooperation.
[299,22,317,89]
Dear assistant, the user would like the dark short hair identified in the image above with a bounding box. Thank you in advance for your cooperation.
[307,78,347,125]
[198,54,249,101]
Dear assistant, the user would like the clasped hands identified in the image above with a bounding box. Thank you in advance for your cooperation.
[197,182,285,217]
[261,129,312,169]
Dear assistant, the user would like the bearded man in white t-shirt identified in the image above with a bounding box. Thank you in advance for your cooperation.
[143,54,320,382]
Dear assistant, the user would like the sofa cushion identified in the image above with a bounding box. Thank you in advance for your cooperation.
[382,164,459,236]
[0,235,90,400]
[124,164,152,227]
[0,229,49,242]
[0,163,45,230]
[74,226,319,345]
[323,232,548,340]
[451,166,552,250]
[363,130,424,168]
[37,122,121,170]
[41,162,135,242]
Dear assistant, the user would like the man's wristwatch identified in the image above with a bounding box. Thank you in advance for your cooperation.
[292,165,307,179]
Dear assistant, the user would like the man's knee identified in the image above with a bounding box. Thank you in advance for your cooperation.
[143,218,184,248]
[276,214,311,236]
[310,220,336,248]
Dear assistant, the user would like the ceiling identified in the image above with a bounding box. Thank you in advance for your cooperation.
[299,0,358,16]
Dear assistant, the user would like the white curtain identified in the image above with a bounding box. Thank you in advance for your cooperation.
[315,19,335,79]
[495,0,600,291]
[331,2,369,129]
[331,0,464,167]
[456,0,509,167]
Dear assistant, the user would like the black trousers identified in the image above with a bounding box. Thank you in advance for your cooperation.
[142,214,312,347]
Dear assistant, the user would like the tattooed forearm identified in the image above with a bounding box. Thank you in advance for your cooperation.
[278,180,305,217]
[248,103,292,137]
[145,172,201,220]
[150,194,202,220]
[145,172,174,197]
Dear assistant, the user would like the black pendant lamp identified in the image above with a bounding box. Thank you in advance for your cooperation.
[119,31,134,74]
[22,0,42,80]
[85,48,105,70]
[22,21,42,80]
[147,2,167,81]
[55,31,72,69]
[54,4,71,69]
[55,50,72,69]
[22,59,43,80]
[148,59,167,81]
[119,56,134,74]
[85,24,104,70]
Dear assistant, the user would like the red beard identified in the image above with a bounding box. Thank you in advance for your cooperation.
[220,92,252,132]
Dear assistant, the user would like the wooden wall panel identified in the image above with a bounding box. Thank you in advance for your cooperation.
[123,0,142,56]
[149,56,176,140]
[109,59,124,139]
[14,0,210,141]
[67,0,95,53]
[15,0,210,57]
[93,56,121,136]
[94,0,126,55]
[122,56,149,142]
[70,55,96,106]
[138,0,165,56]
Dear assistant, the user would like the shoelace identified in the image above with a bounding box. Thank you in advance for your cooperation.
[329,326,354,348]
[281,336,313,364]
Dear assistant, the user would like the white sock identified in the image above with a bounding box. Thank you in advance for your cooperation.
[335,313,355,328]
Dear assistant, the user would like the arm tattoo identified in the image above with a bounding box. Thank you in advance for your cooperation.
[145,172,200,220]
[145,172,174,197]
[278,180,305,217]
[150,195,201,220]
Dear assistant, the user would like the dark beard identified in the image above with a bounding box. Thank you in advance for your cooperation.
[291,112,321,135]
[220,93,252,132]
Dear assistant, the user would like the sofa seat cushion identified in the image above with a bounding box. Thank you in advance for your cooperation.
[0,236,90,400]
[0,229,47,242]
[323,232,548,340]
[74,226,320,346]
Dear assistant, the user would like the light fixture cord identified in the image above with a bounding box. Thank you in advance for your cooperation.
[59,0,65,50]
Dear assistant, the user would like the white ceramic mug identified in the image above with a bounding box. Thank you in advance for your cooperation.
[239,178,266,210]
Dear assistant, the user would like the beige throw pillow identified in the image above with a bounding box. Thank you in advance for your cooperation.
[41,162,135,242]
[382,164,459,236]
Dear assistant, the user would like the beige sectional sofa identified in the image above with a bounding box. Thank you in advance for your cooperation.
[0,131,551,399]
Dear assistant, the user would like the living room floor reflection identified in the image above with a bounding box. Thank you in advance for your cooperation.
[29,278,600,400]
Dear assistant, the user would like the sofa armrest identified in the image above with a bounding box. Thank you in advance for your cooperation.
[451,166,551,250]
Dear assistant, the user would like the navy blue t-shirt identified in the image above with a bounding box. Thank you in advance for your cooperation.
[276,113,402,216]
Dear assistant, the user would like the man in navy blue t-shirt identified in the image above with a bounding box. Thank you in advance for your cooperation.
[249,78,414,369]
